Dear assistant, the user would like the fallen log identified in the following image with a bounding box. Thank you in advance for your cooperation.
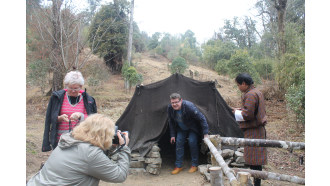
[232,168,305,185]
[220,137,305,150]
[204,138,239,186]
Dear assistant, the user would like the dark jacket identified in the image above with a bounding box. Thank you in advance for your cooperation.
[168,100,209,138]
[42,90,97,152]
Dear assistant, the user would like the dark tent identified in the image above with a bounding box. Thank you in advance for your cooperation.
[116,73,243,157]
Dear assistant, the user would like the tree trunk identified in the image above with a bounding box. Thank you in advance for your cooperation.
[51,0,64,91]
[273,0,287,57]
[220,137,305,150]
[127,0,134,66]
[232,168,305,185]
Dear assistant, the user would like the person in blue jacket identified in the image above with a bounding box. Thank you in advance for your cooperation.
[167,93,209,174]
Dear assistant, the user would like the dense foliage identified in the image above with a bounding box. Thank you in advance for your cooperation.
[88,0,130,71]
[170,57,188,74]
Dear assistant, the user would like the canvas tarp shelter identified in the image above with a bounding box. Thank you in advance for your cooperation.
[116,73,243,157]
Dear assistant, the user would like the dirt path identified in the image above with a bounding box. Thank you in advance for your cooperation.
[26,52,305,185]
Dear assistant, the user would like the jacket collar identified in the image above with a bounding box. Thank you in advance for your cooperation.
[244,85,255,94]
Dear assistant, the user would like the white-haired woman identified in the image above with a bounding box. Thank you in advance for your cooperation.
[42,71,97,152]
[28,114,131,186]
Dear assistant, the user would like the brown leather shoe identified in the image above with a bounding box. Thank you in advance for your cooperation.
[188,166,197,173]
[171,167,183,174]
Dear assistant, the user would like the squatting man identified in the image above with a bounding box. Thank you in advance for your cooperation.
[167,93,209,174]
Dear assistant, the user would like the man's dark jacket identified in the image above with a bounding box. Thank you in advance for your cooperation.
[42,89,97,152]
[167,100,209,138]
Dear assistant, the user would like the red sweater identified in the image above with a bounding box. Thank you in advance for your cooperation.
[57,92,87,141]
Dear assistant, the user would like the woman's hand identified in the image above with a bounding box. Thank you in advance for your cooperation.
[70,112,82,121]
[118,131,130,146]
[58,114,69,122]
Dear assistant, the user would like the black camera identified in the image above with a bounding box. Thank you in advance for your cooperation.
[112,126,129,145]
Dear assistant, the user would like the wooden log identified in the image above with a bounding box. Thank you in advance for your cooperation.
[237,172,251,186]
[220,137,305,150]
[232,168,305,185]
[204,138,239,186]
[209,166,224,186]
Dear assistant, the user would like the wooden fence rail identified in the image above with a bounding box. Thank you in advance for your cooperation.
[220,137,305,150]
[204,135,305,185]
[232,168,305,185]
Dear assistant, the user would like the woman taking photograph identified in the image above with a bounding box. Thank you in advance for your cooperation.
[28,114,131,185]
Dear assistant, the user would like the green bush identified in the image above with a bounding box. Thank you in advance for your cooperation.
[215,59,229,76]
[227,50,261,84]
[253,58,274,80]
[155,46,164,56]
[122,63,143,88]
[202,40,236,68]
[275,53,305,91]
[179,47,199,63]
[27,59,50,94]
[170,57,188,74]
[275,53,305,125]
[285,81,305,125]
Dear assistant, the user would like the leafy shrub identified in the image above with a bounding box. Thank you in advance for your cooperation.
[253,58,275,80]
[27,59,50,94]
[179,47,199,63]
[202,40,236,68]
[122,63,143,89]
[170,57,188,74]
[227,50,261,84]
[215,59,229,75]
[275,53,305,125]
[155,46,164,56]
[285,81,305,125]
[275,53,305,91]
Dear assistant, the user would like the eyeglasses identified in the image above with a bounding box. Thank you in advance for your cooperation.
[171,100,181,105]
[67,87,81,92]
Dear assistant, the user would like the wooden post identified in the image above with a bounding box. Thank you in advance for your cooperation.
[209,167,224,186]
[209,135,222,166]
[204,138,239,186]
[232,168,305,185]
[237,172,251,186]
